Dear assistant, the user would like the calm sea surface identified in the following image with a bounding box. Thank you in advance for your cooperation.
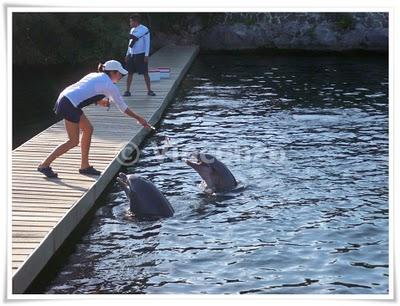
[40,54,388,294]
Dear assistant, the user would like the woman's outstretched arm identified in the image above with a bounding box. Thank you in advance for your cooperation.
[125,108,154,130]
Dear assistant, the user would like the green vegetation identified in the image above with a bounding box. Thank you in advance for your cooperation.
[12,12,219,67]
[335,14,355,31]
[242,15,258,26]
[13,13,131,66]
[305,24,317,40]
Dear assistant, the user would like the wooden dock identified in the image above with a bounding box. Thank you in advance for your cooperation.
[11,45,199,294]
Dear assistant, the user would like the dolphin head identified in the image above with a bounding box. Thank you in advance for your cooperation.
[117,172,174,218]
[117,172,138,212]
[185,152,220,191]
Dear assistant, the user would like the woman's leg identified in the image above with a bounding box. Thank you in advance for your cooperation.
[39,119,80,168]
[78,113,94,169]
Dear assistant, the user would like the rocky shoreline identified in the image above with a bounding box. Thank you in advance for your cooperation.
[151,13,388,52]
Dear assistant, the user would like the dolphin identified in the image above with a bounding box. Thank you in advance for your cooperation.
[185,153,237,193]
[117,172,174,219]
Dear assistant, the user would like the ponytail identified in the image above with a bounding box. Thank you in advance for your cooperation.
[97,63,105,72]
[97,62,117,77]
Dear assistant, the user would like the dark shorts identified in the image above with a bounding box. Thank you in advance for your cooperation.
[126,53,148,75]
[53,96,83,123]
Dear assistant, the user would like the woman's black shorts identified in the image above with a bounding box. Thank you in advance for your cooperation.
[53,96,83,123]
[126,53,148,75]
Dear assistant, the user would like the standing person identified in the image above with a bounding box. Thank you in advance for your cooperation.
[124,14,156,97]
[37,60,153,178]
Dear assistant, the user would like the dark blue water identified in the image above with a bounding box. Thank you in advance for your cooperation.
[43,54,388,294]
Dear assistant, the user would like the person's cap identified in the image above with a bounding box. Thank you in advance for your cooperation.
[103,60,128,75]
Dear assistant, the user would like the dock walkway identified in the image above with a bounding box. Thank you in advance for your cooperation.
[11,45,199,294]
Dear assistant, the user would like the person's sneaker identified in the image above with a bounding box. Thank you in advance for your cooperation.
[79,166,101,176]
[123,91,131,97]
[147,91,156,96]
[37,166,58,178]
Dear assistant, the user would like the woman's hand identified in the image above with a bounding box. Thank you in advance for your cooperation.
[124,108,155,130]
[97,98,110,108]
[137,116,155,130]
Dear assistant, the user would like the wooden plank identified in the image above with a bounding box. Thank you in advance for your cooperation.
[11,45,199,294]
[12,148,121,155]
[13,255,30,262]
[12,190,84,198]
[13,263,23,269]
[12,207,71,213]
[12,231,51,238]
[11,185,93,194]
[12,215,64,222]
[12,171,100,179]
[12,237,44,243]
[12,169,107,177]
[12,225,58,232]
[18,137,127,143]
[12,196,77,203]
[12,204,71,209]
[13,180,91,192]
[12,160,112,167]
[12,188,84,195]
[12,211,66,218]
[12,221,57,227]
[13,249,38,256]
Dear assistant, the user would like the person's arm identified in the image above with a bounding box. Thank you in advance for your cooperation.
[144,31,150,58]
[126,28,134,61]
[126,44,130,59]
[107,84,153,130]
[124,108,153,130]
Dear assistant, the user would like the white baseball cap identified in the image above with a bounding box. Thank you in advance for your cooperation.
[103,60,128,75]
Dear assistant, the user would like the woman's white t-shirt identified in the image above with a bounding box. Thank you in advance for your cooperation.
[58,72,128,113]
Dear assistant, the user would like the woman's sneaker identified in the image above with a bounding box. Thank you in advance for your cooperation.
[37,166,58,178]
